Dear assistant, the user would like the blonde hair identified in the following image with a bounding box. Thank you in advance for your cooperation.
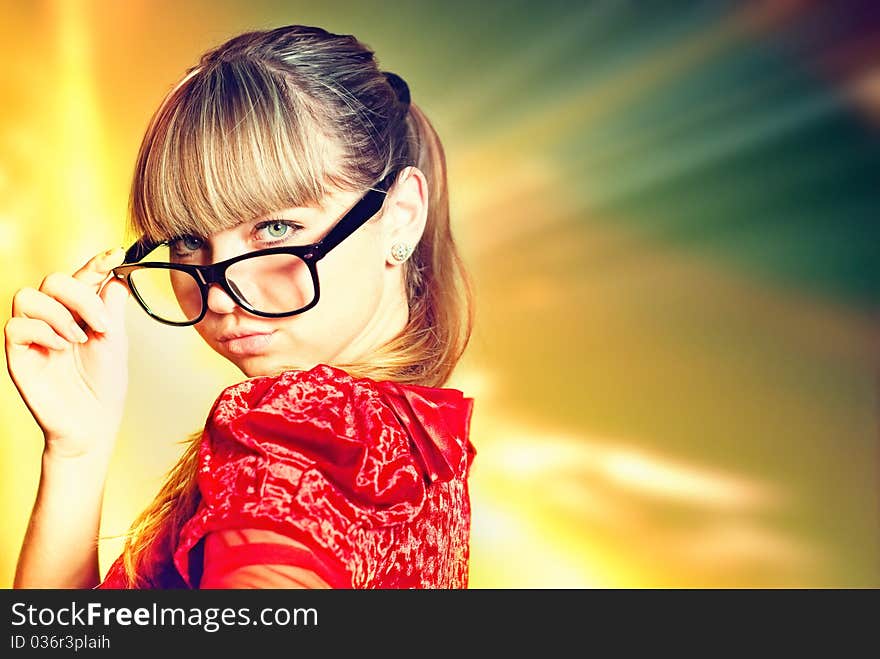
[115,25,473,588]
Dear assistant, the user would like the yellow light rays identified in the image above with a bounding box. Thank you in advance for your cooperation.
[467,489,614,588]
[488,431,779,512]
[51,0,114,259]
[0,53,42,277]
[0,0,115,586]
[600,447,777,510]
[431,1,624,127]
[447,9,801,256]
[0,212,23,260]
[467,419,813,588]
[450,153,563,255]
[570,75,849,218]
[0,1,189,586]
[584,88,843,211]
[668,520,819,578]
[0,162,19,262]
[456,4,756,166]
[451,7,841,258]
[451,1,835,225]
[455,188,877,587]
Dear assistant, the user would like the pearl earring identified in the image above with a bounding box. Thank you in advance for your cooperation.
[390,242,412,263]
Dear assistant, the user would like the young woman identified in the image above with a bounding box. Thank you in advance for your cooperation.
[5,24,474,589]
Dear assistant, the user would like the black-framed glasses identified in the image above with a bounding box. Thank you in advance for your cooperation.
[112,180,392,326]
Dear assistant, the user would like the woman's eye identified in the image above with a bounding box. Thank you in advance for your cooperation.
[255,220,300,242]
[266,222,288,238]
[169,235,204,254]
[182,236,203,250]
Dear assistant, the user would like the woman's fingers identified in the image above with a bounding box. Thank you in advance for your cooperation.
[11,287,92,342]
[5,316,70,352]
[12,248,127,348]
[73,247,126,287]
[98,277,130,330]
[35,273,110,335]
[76,248,129,332]
[7,248,128,343]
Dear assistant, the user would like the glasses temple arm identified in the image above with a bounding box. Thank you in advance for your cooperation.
[124,240,159,264]
[313,189,387,257]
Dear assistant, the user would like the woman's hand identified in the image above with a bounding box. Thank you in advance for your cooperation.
[4,247,130,460]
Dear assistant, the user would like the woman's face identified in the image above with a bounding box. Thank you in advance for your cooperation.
[178,183,411,378]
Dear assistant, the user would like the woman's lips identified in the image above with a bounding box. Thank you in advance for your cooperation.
[219,332,275,355]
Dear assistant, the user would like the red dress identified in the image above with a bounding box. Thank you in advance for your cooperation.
[97,364,476,589]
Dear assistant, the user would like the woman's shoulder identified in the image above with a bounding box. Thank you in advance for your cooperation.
[174,364,476,588]
[203,363,476,487]
[210,362,472,419]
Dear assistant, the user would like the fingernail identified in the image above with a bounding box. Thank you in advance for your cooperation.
[70,324,88,343]
[94,311,110,333]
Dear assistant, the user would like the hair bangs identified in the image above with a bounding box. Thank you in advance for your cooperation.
[130,59,336,244]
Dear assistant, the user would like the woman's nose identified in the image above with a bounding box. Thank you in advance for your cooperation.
[205,283,239,314]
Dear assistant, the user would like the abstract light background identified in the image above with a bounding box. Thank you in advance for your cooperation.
[1,0,878,588]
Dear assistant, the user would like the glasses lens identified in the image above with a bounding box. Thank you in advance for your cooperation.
[128,266,203,324]
[127,247,316,323]
[226,253,315,314]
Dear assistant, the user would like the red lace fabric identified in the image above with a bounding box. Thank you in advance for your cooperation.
[97,364,475,589]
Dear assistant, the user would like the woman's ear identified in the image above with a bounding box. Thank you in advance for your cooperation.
[383,166,428,266]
